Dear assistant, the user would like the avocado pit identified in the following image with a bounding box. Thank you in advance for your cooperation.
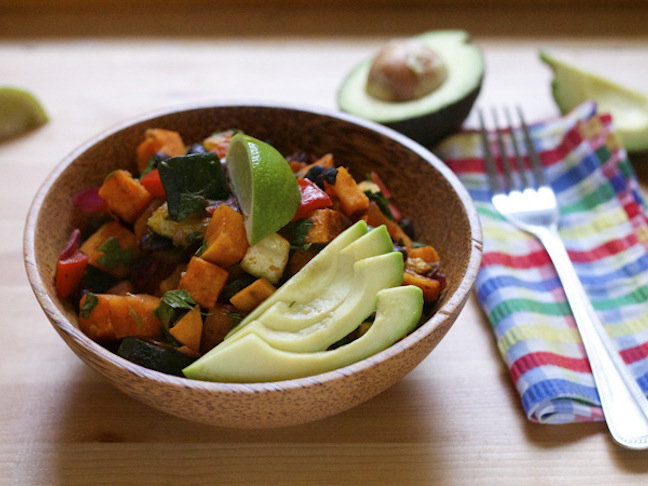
[366,39,448,102]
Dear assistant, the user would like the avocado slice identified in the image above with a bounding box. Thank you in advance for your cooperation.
[257,225,394,331]
[182,286,423,383]
[540,51,648,153]
[337,30,484,147]
[225,220,369,337]
[223,252,404,353]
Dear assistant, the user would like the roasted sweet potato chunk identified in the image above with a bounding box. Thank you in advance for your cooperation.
[99,170,153,224]
[79,293,162,342]
[201,205,249,267]
[178,257,228,308]
[136,128,185,173]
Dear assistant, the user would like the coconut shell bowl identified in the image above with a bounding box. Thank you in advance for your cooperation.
[24,102,482,429]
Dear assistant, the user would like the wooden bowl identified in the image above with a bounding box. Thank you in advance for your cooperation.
[24,102,482,429]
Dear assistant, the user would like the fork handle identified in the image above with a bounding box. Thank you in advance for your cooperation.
[538,226,648,449]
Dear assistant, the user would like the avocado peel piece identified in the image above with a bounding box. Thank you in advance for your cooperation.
[540,50,648,153]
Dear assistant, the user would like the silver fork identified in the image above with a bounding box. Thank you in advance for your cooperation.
[480,107,648,450]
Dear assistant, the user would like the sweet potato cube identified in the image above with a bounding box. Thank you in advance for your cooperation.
[79,293,162,342]
[201,304,238,353]
[169,305,202,353]
[78,293,114,341]
[305,208,347,244]
[80,221,138,278]
[136,128,186,173]
[403,271,441,302]
[230,278,276,313]
[362,202,413,247]
[178,257,228,308]
[99,170,153,223]
[201,205,249,267]
[329,166,369,218]
[407,245,440,263]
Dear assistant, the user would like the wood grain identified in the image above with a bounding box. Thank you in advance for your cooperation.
[2,10,648,484]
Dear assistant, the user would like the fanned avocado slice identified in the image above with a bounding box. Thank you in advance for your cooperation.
[337,30,484,147]
[257,225,394,331]
[225,220,369,337]
[222,252,404,353]
[183,286,423,383]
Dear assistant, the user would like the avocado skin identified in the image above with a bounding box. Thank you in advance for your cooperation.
[384,81,482,148]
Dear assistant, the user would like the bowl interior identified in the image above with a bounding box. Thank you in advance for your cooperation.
[27,103,481,385]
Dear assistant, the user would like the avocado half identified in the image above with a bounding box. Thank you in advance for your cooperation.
[540,51,648,153]
[337,30,484,148]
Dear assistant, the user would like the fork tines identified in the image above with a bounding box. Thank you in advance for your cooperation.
[478,107,546,195]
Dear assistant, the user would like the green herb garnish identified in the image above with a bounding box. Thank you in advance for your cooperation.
[364,190,394,220]
[128,306,144,329]
[154,289,197,326]
[284,219,314,249]
[227,312,244,324]
[140,156,159,178]
[154,290,197,344]
[80,293,99,319]
[96,237,134,270]
[158,153,228,222]
[195,240,209,256]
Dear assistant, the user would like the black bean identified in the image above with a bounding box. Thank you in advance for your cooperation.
[304,165,325,182]
[187,143,208,155]
[398,218,415,239]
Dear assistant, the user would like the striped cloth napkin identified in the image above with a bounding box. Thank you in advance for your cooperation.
[436,101,648,424]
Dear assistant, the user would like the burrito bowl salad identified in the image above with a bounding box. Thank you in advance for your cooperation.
[54,128,445,382]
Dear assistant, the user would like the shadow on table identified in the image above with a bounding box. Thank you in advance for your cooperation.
[50,360,453,482]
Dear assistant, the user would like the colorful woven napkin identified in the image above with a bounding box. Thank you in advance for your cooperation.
[436,102,648,424]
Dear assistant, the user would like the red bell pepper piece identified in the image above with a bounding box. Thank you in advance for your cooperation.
[56,251,88,299]
[56,228,89,299]
[292,178,332,221]
[370,171,391,199]
[140,169,166,198]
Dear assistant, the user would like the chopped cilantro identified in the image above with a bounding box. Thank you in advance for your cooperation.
[154,289,196,325]
[284,219,313,249]
[227,312,243,324]
[80,293,99,319]
[195,240,209,256]
[411,241,427,248]
[96,237,134,270]
[128,306,144,329]
[364,190,394,220]
[140,156,158,178]
[154,290,197,344]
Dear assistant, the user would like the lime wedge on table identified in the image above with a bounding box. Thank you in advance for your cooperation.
[226,134,300,245]
[0,87,48,140]
[540,51,648,153]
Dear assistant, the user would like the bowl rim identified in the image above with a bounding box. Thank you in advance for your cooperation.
[24,100,482,394]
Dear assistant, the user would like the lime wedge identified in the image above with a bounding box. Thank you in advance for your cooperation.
[540,51,648,152]
[0,87,48,140]
[226,134,300,245]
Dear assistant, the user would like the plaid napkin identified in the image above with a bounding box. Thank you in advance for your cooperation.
[436,102,648,424]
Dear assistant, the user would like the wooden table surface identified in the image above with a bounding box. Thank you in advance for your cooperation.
[3,8,648,485]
